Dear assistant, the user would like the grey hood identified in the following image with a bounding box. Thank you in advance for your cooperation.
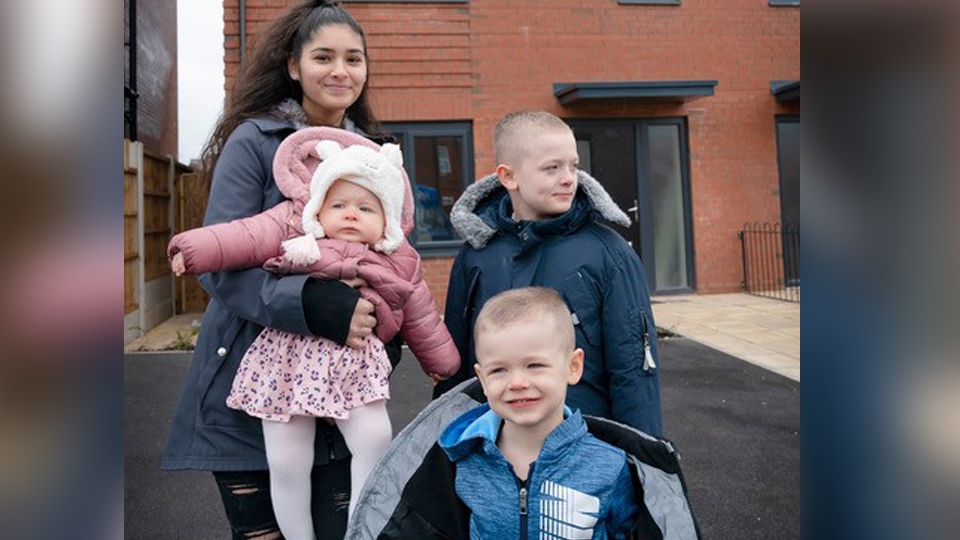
[451,170,632,249]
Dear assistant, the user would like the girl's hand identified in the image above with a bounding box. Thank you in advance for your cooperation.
[171,252,186,276]
[346,297,377,349]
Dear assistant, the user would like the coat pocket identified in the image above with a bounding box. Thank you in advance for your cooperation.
[559,270,602,348]
[196,313,249,428]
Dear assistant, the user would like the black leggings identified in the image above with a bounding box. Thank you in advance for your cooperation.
[213,458,350,540]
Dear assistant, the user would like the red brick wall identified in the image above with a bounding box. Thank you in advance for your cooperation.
[225,0,800,297]
[126,0,178,157]
[420,256,456,316]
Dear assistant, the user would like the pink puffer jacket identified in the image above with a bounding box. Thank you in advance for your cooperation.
[168,127,459,378]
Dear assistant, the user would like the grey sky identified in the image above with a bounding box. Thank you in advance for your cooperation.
[177,1,224,164]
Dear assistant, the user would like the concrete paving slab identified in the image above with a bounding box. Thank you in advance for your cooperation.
[653,293,800,381]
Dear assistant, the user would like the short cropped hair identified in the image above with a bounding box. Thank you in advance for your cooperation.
[493,110,572,166]
[474,287,575,354]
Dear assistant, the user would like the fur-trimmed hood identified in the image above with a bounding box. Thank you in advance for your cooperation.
[450,170,631,249]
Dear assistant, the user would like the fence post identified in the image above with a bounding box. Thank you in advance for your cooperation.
[124,140,145,343]
[136,141,146,339]
[168,155,177,315]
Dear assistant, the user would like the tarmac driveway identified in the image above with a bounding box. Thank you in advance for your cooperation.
[124,337,799,539]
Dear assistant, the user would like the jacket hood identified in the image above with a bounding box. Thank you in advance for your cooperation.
[439,403,583,463]
[451,170,631,249]
[271,124,415,238]
[300,140,407,253]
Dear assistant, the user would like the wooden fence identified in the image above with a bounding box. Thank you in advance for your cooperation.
[175,171,211,313]
[124,142,140,318]
[124,139,206,343]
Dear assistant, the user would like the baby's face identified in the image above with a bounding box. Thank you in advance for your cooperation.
[318,179,385,245]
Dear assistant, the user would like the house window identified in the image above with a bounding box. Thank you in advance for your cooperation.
[775,116,799,228]
[384,122,474,254]
[345,1,468,4]
[618,0,681,5]
[776,115,800,286]
[645,121,693,292]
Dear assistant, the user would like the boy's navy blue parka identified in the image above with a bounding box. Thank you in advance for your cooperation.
[435,172,663,436]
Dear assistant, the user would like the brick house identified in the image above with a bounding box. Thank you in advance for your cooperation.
[125,0,179,158]
[225,0,800,310]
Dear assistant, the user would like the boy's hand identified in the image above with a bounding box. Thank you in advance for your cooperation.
[171,252,186,276]
[430,373,447,384]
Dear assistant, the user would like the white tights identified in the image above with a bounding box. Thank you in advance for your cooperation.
[262,400,392,540]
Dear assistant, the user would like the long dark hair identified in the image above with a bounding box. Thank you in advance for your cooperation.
[199,0,384,181]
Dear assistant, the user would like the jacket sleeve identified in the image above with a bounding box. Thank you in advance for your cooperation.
[607,458,640,539]
[602,247,663,436]
[168,201,292,274]
[196,122,355,337]
[400,264,461,378]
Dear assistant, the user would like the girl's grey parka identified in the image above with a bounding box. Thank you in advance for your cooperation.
[161,105,398,472]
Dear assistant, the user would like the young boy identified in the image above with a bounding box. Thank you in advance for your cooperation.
[439,287,639,539]
[436,110,662,436]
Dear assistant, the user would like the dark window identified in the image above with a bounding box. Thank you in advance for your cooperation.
[346,0,468,4]
[618,0,681,5]
[776,116,799,228]
[384,122,474,255]
[776,115,800,286]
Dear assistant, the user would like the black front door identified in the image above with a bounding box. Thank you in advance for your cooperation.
[567,118,695,294]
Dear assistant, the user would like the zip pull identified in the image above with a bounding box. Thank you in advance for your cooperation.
[519,486,528,515]
[643,332,657,371]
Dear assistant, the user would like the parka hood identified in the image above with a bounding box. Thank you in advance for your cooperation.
[439,403,583,464]
[451,170,631,249]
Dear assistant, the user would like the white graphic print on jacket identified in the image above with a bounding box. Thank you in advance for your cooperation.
[539,480,599,539]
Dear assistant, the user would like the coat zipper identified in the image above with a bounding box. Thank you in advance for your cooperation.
[641,311,657,371]
[517,461,536,540]
[519,480,529,540]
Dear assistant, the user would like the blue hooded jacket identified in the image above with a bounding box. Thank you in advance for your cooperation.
[435,172,662,436]
[439,404,638,540]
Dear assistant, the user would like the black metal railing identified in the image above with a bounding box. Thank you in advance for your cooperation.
[739,222,799,303]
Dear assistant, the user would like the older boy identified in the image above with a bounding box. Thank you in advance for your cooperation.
[439,287,638,539]
[436,111,662,436]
